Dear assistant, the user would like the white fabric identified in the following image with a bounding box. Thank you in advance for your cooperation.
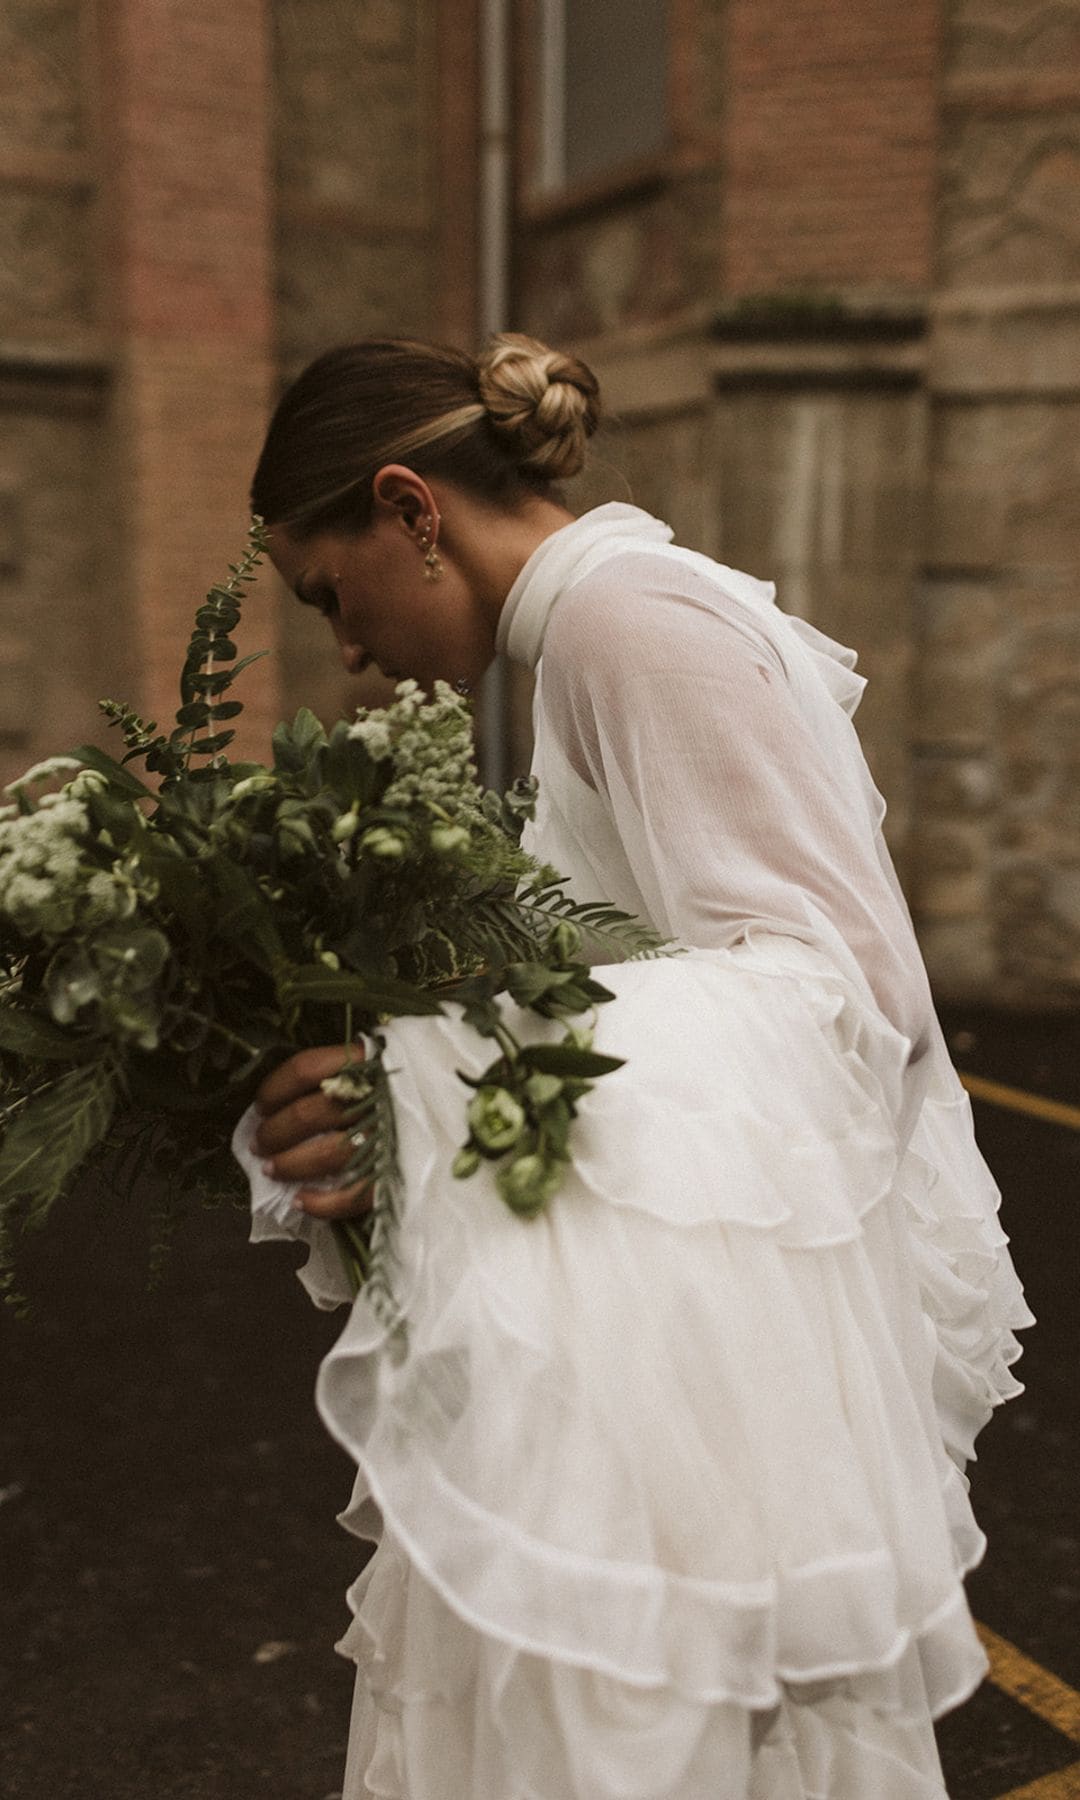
[243,504,1033,1799]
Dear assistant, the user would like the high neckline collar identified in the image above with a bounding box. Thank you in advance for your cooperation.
[495,502,674,671]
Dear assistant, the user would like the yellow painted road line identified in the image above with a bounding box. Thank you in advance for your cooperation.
[992,1761,1080,1799]
[960,1073,1080,1134]
[978,1623,1080,1746]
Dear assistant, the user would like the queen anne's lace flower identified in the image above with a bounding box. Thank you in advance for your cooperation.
[3,755,84,794]
[0,798,95,937]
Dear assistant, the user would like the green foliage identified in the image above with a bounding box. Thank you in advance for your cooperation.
[0,516,669,1327]
[0,1061,118,1231]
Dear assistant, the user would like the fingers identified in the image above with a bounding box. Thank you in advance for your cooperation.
[255,1091,354,1158]
[294,1177,373,1220]
[255,1043,365,1119]
[251,1044,373,1221]
[265,1130,353,1183]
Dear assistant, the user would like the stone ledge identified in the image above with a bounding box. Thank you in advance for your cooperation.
[0,339,113,413]
[574,302,931,416]
[710,296,927,341]
[708,336,925,389]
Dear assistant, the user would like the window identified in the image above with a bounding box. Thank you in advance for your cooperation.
[531,0,670,197]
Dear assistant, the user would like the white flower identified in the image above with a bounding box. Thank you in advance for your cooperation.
[82,870,134,926]
[3,871,52,914]
[347,717,393,758]
[4,755,84,794]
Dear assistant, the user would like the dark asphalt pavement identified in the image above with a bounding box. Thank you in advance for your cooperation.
[0,1003,1075,1799]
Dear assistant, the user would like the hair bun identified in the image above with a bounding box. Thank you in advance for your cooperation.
[477,333,600,480]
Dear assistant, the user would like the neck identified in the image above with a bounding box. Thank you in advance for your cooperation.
[431,484,576,625]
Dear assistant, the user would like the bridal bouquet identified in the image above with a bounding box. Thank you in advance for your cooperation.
[0,520,661,1324]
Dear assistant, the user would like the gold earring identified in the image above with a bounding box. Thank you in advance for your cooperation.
[419,528,443,582]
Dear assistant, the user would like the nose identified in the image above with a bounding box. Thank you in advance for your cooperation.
[341,643,373,677]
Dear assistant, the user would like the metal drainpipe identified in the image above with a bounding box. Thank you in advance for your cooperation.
[477,0,511,792]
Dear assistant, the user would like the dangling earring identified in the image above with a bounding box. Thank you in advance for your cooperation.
[418,515,443,582]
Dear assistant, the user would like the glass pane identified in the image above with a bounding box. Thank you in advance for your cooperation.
[563,0,669,187]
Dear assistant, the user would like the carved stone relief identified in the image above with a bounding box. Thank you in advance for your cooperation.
[946,0,1080,77]
[930,401,1080,571]
[940,114,1080,288]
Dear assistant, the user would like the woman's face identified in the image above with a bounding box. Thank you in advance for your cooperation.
[266,485,499,696]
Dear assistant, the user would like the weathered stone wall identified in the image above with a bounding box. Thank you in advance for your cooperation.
[556,315,928,885]
[914,0,1080,1000]
[514,0,1080,1003]
[3,1,1077,1004]
[269,0,443,732]
[0,0,107,790]
[0,1,447,788]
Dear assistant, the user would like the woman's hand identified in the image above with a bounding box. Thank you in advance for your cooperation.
[253,1046,373,1219]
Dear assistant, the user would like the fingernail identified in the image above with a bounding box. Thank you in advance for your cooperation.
[290,1195,305,1212]
[261,1160,275,1178]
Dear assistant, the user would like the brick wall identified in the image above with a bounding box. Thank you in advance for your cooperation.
[95,0,278,758]
[724,0,940,295]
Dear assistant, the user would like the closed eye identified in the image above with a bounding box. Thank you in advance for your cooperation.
[297,580,338,619]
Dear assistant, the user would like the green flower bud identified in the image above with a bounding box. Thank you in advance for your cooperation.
[66,768,109,799]
[549,919,582,961]
[230,773,277,801]
[319,949,341,969]
[452,1145,481,1179]
[277,818,316,855]
[361,827,406,860]
[466,1085,526,1153]
[430,823,470,856]
[565,1023,594,1051]
[332,810,360,842]
[496,1153,561,1217]
[524,1072,563,1108]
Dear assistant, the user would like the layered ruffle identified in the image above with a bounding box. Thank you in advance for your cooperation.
[299,936,1032,1799]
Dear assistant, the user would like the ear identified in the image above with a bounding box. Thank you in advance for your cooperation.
[371,465,437,535]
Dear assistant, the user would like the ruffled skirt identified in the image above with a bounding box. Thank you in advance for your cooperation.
[308,935,1032,1800]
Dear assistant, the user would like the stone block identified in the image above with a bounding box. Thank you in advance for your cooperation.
[273,0,428,218]
[931,295,1080,399]
[0,486,23,576]
[276,227,432,364]
[912,818,989,917]
[0,0,84,157]
[0,191,93,332]
[994,858,1080,993]
[914,750,997,816]
[929,400,1080,570]
[913,577,1000,747]
[998,616,1080,891]
[0,403,109,790]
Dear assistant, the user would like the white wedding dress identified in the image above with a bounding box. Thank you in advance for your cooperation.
[237,505,1033,1799]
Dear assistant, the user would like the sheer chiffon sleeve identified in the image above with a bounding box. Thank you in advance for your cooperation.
[539,553,935,1053]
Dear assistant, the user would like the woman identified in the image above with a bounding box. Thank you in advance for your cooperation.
[241,333,1032,1799]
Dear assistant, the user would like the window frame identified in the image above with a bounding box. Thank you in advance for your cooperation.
[516,0,673,226]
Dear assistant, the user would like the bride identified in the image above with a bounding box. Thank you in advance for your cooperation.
[237,332,1032,1799]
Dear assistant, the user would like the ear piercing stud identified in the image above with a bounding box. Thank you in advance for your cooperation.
[416,513,443,582]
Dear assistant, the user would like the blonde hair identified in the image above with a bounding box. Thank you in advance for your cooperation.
[250,333,601,535]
